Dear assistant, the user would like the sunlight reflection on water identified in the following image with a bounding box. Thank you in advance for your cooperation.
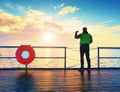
[0,48,120,68]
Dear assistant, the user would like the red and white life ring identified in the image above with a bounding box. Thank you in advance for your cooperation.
[16,45,35,65]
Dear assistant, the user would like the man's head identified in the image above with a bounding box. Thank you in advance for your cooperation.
[83,27,87,31]
[82,27,88,33]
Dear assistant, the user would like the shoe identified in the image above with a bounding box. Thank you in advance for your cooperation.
[78,68,84,72]
[87,68,91,72]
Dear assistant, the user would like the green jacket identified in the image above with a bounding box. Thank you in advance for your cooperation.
[75,32,93,45]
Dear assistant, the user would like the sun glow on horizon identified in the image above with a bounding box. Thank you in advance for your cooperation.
[43,33,54,42]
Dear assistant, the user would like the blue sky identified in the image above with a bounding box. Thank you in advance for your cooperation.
[0,0,120,25]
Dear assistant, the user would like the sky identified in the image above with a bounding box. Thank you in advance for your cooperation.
[0,0,120,68]
[0,0,120,47]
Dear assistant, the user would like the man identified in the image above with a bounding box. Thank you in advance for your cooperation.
[74,27,93,72]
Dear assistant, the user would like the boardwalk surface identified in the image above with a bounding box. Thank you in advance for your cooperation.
[0,69,120,92]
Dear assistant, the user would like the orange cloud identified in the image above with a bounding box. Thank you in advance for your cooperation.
[89,24,120,47]
[0,8,120,48]
[0,10,26,33]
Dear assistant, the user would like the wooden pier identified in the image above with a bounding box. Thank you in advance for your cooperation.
[0,69,120,92]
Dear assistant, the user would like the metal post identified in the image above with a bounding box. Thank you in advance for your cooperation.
[98,47,100,69]
[64,47,66,70]
[25,64,28,69]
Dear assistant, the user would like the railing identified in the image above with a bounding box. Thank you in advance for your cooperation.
[98,47,120,69]
[0,46,67,69]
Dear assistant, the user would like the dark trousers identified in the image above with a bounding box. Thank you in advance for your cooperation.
[80,44,91,69]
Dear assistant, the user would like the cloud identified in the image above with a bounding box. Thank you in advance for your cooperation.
[98,20,115,25]
[0,9,57,33]
[0,10,27,33]
[88,24,120,47]
[53,3,65,10]
[0,10,3,13]
[0,7,120,47]
[0,7,80,34]
[0,12,20,33]
[0,8,65,45]
[58,6,79,16]
[17,5,26,12]
[59,17,83,33]
[89,24,120,34]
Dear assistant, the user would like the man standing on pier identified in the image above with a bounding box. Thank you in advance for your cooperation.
[74,27,93,72]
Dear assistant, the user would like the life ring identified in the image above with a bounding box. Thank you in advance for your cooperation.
[16,45,35,65]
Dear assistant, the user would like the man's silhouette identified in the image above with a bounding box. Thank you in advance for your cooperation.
[74,27,93,72]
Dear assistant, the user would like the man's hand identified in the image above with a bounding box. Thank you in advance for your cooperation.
[75,31,79,33]
[74,31,79,39]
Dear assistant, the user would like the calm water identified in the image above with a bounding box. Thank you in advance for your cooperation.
[0,47,120,68]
